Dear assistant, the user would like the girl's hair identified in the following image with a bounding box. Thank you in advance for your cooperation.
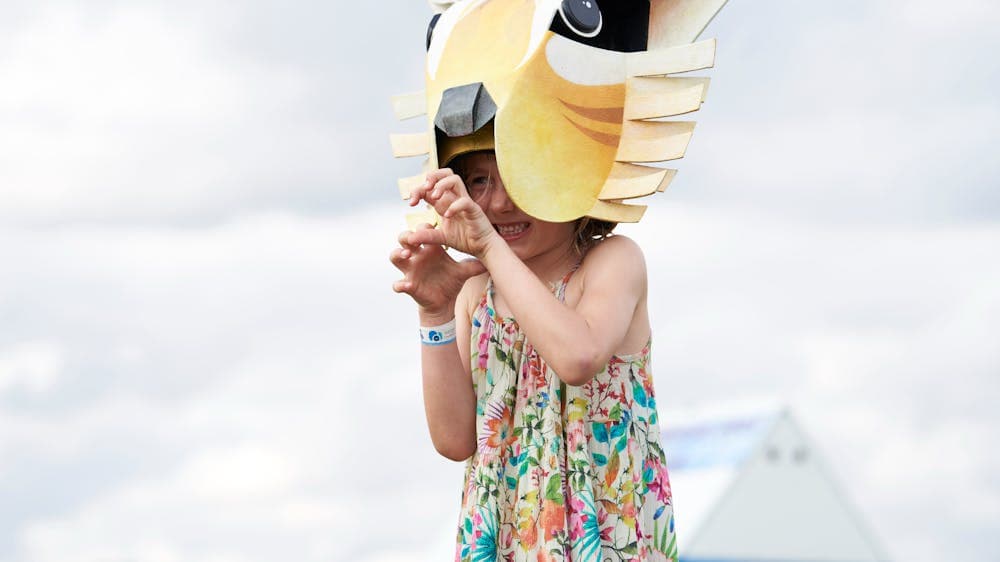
[446,151,481,181]
[449,150,618,253]
[573,217,617,254]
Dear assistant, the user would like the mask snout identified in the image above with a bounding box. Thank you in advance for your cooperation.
[434,82,497,138]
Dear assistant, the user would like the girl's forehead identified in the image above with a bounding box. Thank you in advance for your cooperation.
[465,152,497,166]
[462,154,500,177]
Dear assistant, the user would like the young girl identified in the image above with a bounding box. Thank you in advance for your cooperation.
[391,150,676,561]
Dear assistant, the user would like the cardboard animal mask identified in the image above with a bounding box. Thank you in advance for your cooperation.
[391,0,727,225]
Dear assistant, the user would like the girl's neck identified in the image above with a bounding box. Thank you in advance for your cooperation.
[522,237,581,285]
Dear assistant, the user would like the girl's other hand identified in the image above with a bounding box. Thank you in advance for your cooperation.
[407,169,499,258]
[390,223,486,319]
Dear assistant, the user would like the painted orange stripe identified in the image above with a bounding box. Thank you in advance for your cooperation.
[563,115,620,147]
[559,100,625,124]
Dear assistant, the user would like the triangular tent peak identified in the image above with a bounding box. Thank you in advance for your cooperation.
[662,403,891,562]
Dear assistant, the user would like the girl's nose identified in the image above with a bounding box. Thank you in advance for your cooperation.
[485,181,514,213]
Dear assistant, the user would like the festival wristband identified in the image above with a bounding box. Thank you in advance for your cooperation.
[420,318,456,346]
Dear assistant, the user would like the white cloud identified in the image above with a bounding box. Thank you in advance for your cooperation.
[678,0,1000,223]
[176,445,299,500]
[0,341,63,393]
[0,1,997,561]
[0,204,461,561]
[2,0,997,226]
[0,201,994,561]
[896,0,1000,35]
[621,203,1000,561]
[0,3,346,225]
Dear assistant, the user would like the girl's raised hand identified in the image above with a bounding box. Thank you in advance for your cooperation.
[390,223,486,318]
[407,169,499,258]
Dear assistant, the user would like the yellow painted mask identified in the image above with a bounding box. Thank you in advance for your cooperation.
[391,0,728,225]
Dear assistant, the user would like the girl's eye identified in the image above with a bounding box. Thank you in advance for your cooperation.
[466,176,490,197]
[559,0,602,37]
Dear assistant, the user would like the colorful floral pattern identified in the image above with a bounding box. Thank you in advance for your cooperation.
[456,277,677,561]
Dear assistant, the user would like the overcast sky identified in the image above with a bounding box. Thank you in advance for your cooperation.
[1,1,998,561]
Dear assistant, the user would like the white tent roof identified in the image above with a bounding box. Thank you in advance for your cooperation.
[661,400,890,562]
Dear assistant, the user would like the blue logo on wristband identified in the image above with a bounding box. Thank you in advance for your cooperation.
[420,319,456,346]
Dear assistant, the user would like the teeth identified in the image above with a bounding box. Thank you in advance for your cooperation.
[496,223,528,236]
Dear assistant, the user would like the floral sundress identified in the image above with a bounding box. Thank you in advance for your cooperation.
[455,271,677,561]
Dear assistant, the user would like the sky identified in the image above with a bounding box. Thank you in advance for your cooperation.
[0,0,998,561]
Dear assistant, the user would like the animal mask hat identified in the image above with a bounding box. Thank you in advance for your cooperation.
[391,0,728,227]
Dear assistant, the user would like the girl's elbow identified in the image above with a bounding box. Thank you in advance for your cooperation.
[434,439,475,462]
[559,352,603,387]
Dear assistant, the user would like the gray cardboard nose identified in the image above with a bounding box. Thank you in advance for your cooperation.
[434,83,497,138]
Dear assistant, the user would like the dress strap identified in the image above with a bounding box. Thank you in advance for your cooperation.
[553,261,581,304]
[484,259,582,311]
[484,276,496,310]
[554,263,582,419]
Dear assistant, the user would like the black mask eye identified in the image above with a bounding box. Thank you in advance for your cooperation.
[559,0,602,37]
[549,0,647,53]
[426,13,442,50]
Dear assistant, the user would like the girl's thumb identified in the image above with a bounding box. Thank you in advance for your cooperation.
[458,258,486,279]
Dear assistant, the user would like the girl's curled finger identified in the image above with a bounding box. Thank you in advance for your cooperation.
[389,248,411,269]
[446,174,471,197]
[398,230,419,250]
[425,168,454,187]
[391,279,413,294]
[408,227,446,247]
[407,184,427,206]
[444,196,479,219]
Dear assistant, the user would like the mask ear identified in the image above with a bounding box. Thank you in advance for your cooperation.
[428,0,456,14]
[648,0,728,49]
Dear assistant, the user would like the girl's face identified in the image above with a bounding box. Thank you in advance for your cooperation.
[459,152,576,264]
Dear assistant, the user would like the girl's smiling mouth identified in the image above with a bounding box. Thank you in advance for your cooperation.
[493,222,531,241]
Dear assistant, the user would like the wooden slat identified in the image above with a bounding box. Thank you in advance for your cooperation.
[587,200,648,223]
[627,39,716,77]
[599,163,676,200]
[616,121,696,163]
[391,91,426,121]
[624,77,708,120]
[406,208,439,230]
[398,173,426,199]
[390,133,430,158]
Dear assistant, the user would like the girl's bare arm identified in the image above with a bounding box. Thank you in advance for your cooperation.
[416,285,477,461]
[408,170,646,386]
[391,225,481,461]
[480,235,646,386]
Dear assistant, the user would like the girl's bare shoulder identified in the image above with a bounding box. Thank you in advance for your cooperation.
[569,235,647,305]
[580,234,647,275]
